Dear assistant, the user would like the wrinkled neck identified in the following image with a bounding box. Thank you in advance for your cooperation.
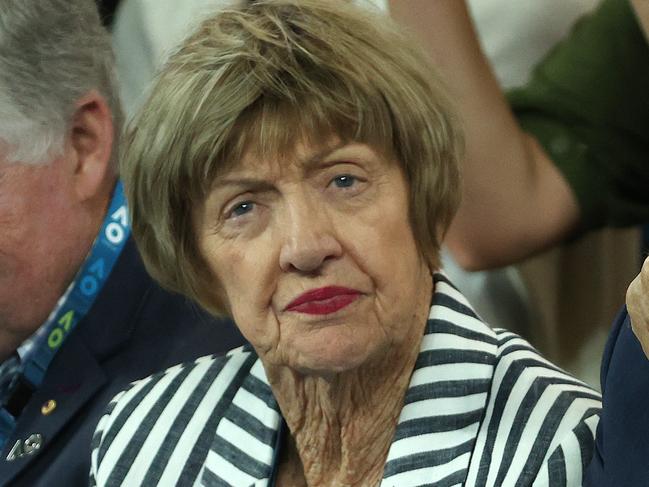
[266,317,426,487]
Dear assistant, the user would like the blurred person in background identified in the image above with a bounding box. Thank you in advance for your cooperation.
[389,0,649,484]
[0,0,243,485]
[390,0,649,269]
[586,253,649,485]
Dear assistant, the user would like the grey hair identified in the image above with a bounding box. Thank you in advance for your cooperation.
[0,0,122,164]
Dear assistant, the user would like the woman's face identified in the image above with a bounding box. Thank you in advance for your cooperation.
[195,140,433,375]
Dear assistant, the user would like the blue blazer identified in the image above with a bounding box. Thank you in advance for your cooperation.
[0,238,245,486]
[585,307,649,485]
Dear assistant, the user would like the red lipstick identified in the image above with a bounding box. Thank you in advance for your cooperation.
[284,286,361,315]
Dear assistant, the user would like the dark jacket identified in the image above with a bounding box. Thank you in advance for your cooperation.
[0,238,244,486]
[585,307,649,485]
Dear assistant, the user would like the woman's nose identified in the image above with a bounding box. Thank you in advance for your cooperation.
[278,206,342,273]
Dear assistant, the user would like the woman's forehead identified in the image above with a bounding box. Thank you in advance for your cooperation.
[218,135,396,179]
[243,137,343,169]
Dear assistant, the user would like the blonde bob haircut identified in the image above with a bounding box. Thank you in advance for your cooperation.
[121,0,463,316]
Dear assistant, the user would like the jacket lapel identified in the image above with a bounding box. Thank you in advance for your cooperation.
[0,335,106,485]
[381,274,498,486]
[200,358,281,486]
[0,239,147,486]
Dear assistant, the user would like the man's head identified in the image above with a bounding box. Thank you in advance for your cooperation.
[0,0,121,357]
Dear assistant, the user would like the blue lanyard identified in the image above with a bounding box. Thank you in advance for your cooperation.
[22,181,130,388]
[0,182,130,449]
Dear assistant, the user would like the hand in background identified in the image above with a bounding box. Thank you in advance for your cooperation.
[628,256,649,359]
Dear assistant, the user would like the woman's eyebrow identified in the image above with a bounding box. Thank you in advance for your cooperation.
[211,142,362,190]
[211,178,275,193]
[299,141,364,172]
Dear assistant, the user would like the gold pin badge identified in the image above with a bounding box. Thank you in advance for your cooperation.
[41,400,57,416]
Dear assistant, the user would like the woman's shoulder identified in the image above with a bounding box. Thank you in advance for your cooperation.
[487,328,601,426]
[489,328,600,397]
[89,345,259,486]
[113,344,255,403]
[432,273,601,483]
[468,328,601,485]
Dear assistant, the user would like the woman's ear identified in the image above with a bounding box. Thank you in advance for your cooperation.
[68,90,115,202]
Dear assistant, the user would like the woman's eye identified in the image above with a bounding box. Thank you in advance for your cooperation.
[331,174,357,188]
[227,201,255,219]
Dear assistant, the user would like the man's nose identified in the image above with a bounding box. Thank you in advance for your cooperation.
[278,201,342,273]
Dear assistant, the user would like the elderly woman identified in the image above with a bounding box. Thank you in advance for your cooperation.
[90,1,600,485]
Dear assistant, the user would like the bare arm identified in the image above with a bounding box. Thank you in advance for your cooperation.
[388,0,579,270]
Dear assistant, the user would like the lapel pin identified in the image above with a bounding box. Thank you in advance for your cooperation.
[41,400,57,416]
[6,433,43,462]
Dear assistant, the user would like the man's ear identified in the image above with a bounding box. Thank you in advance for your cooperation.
[68,90,115,202]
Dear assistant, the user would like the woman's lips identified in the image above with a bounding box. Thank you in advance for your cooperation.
[284,286,362,315]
